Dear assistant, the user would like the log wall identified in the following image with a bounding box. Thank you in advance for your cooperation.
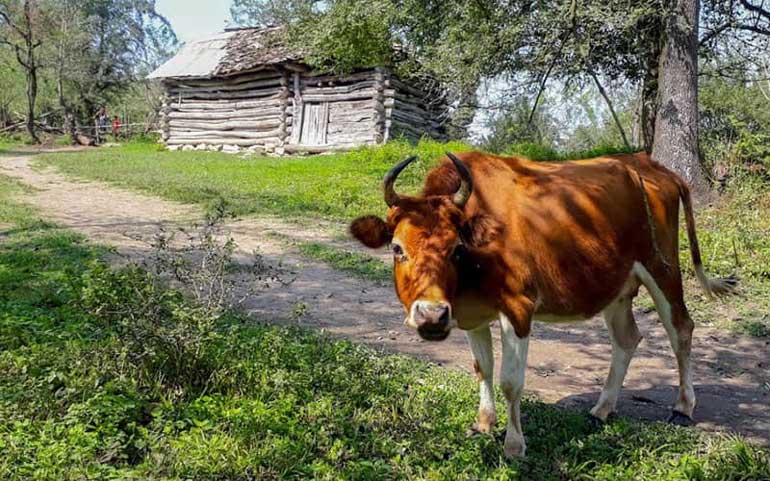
[159,66,448,154]
[161,69,286,153]
[384,75,449,143]
[296,71,379,148]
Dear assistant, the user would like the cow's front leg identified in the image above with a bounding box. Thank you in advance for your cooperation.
[499,308,531,459]
[465,323,496,435]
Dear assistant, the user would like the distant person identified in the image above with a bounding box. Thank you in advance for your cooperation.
[112,116,121,139]
[95,106,109,143]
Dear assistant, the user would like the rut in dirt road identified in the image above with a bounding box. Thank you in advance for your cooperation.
[1,151,768,444]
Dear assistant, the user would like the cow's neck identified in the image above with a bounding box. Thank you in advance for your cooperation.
[451,246,500,330]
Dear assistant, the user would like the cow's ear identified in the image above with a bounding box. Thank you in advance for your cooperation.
[460,214,503,248]
[350,215,392,248]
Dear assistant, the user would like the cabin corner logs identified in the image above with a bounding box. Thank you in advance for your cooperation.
[159,67,449,155]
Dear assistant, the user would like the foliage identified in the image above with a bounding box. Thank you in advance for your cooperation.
[700,75,770,179]
[504,143,638,162]
[0,136,20,154]
[680,177,770,334]
[1,183,769,478]
[0,0,178,137]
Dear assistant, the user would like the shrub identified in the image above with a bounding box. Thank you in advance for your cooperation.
[78,205,278,394]
[80,263,222,391]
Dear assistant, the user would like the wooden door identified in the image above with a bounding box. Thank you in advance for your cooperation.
[300,102,329,146]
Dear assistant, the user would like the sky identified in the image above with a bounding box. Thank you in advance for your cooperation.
[156,0,234,43]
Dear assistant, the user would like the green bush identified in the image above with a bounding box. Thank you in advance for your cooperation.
[700,77,770,180]
[79,263,223,392]
[504,142,639,161]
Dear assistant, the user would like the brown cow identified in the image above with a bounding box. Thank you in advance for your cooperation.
[349,151,736,458]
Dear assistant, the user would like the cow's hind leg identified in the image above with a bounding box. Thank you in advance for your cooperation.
[633,262,696,421]
[499,313,530,458]
[465,323,496,435]
[591,292,642,421]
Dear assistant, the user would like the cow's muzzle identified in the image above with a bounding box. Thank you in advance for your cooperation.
[412,301,452,341]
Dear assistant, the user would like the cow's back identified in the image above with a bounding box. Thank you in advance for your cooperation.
[426,151,681,319]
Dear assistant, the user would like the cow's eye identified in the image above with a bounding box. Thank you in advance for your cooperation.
[391,243,406,260]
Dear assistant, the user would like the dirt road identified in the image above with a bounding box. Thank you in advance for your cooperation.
[1,150,767,444]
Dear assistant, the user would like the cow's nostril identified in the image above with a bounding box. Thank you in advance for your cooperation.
[438,306,450,324]
[415,302,451,327]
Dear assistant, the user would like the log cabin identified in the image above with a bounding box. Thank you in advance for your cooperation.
[149,26,450,154]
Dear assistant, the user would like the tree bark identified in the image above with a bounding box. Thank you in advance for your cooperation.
[640,63,658,154]
[25,64,38,143]
[651,0,705,190]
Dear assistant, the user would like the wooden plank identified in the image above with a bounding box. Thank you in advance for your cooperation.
[300,90,376,103]
[169,118,282,130]
[164,69,280,88]
[291,72,303,144]
[171,88,283,101]
[300,71,375,86]
[278,69,290,146]
[168,129,281,140]
[167,76,283,94]
[169,97,283,110]
[299,102,329,146]
[300,81,377,95]
[168,108,282,120]
[166,139,261,146]
[283,143,369,154]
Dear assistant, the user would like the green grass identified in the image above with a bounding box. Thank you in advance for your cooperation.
[0,138,21,156]
[37,139,472,221]
[677,176,770,335]
[1,173,770,479]
[37,140,643,222]
[269,232,392,284]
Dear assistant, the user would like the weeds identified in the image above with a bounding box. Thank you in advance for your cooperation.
[1,173,769,479]
[81,200,285,393]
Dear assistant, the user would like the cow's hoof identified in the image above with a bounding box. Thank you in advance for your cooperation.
[503,442,526,459]
[667,410,694,426]
[503,432,526,459]
[587,414,605,429]
[465,422,492,438]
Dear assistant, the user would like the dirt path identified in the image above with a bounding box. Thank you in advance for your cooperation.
[1,151,768,444]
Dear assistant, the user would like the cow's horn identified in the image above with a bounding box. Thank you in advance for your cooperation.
[446,152,473,208]
[383,155,417,207]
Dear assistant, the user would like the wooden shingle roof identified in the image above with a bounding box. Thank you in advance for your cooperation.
[149,26,300,79]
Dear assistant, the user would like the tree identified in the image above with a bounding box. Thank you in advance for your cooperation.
[0,0,53,143]
[0,0,177,141]
[231,0,770,191]
[652,0,704,189]
[230,0,321,27]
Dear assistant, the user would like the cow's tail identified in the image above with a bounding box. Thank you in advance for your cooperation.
[678,181,739,298]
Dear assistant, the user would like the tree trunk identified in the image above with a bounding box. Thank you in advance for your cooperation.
[651,0,705,190]
[640,65,658,153]
[58,68,77,143]
[25,64,39,143]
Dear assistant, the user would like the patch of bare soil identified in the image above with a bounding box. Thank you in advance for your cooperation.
[1,151,768,444]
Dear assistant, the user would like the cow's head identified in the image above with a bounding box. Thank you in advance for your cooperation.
[350,153,501,341]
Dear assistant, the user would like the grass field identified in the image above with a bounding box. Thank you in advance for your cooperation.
[37,139,471,221]
[37,141,770,336]
[1,174,769,479]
